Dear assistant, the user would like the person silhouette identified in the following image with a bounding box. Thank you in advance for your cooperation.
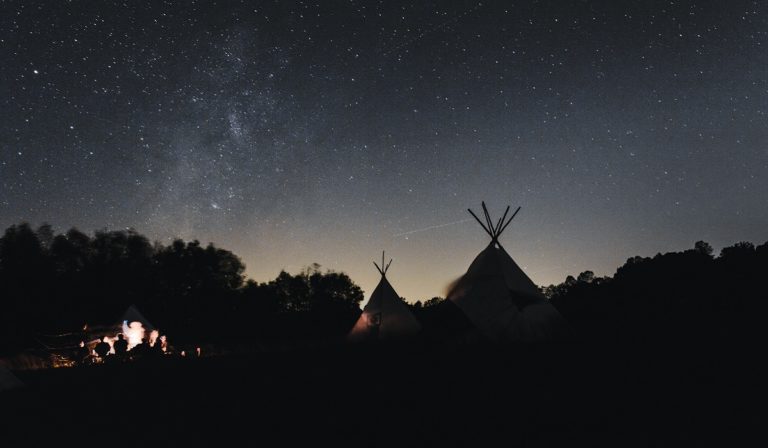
[77,341,90,365]
[131,336,150,360]
[94,337,111,360]
[147,337,162,358]
[113,334,128,358]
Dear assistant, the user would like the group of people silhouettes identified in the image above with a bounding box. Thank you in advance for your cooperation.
[85,333,165,364]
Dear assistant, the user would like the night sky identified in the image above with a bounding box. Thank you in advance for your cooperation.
[2,1,767,302]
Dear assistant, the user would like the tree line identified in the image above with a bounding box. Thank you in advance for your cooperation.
[547,240,768,342]
[1,222,766,355]
[0,223,365,355]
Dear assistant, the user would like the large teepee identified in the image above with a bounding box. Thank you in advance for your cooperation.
[348,253,421,342]
[447,203,565,341]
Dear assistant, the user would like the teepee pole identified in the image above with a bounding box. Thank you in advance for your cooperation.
[497,206,521,236]
[468,208,493,238]
[481,202,495,238]
[496,205,511,235]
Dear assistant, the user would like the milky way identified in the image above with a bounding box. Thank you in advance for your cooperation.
[2,1,767,301]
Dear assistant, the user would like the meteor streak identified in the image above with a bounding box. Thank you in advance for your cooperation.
[393,219,473,238]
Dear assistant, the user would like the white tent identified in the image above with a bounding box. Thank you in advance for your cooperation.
[348,253,421,342]
[0,365,23,392]
[447,203,566,341]
[122,305,155,331]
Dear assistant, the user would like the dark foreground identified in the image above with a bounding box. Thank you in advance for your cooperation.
[2,342,765,447]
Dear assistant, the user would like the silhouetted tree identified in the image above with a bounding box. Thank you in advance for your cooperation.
[694,240,713,257]
[244,265,363,341]
[423,297,445,307]
[152,239,245,341]
[550,240,768,342]
[36,223,55,251]
[719,241,755,262]
[410,296,445,314]
[577,271,595,284]
[0,223,51,352]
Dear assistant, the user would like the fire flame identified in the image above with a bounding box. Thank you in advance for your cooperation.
[92,321,169,356]
[122,320,145,350]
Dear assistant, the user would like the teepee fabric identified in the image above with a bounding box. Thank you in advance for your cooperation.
[0,365,23,392]
[448,203,565,341]
[348,258,421,342]
[122,305,154,330]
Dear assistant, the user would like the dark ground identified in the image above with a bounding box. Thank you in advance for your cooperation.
[1,342,765,447]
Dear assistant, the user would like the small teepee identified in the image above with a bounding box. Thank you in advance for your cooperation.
[0,365,23,392]
[122,305,155,330]
[348,253,421,342]
[447,202,565,341]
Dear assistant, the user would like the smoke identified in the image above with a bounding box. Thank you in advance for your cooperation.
[444,274,468,299]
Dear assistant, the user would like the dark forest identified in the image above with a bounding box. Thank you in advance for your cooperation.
[2,222,766,357]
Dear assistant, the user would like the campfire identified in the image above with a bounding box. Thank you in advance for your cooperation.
[3,307,213,371]
[92,320,168,356]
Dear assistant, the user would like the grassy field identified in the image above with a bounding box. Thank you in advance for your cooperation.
[1,342,764,446]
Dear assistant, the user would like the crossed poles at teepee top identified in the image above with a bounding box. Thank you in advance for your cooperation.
[467,202,521,245]
[373,251,393,276]
[376,202,518,271]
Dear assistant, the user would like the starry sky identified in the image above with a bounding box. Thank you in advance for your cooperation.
[2,1,767,302]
